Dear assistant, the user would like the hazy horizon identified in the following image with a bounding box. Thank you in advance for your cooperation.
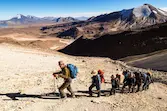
[0,0,167,20]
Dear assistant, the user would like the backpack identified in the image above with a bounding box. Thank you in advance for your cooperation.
[98,70,105,83]
[111,79,117,86]
[116,74,121,81]
[67,64,78,79]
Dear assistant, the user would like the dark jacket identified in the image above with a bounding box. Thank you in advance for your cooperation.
[92,75,101,89]
[111,79,117,88]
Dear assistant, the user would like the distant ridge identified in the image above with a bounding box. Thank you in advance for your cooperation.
[40,4,167,39]
[0,14,86,27]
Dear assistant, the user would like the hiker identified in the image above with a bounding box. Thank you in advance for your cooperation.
[110,75,117,95]
[142,72,152,90]
[89,70,101,97]
[116,74,121,89]
[122,70,129,82]
[146,72,152,89]
[121,71,135,93]
[98,70,105,83]
[132,72,142,92]
[53,61,77,98]
[147,72,153,83]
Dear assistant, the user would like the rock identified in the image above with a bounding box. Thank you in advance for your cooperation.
[158,97,162,99]
[91,100,100,104]
[18,107,22,109]
[37,79,42,85]
[31,100,35,103]
[82,60,86,62]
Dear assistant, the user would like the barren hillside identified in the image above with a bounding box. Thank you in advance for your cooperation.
[60,22,167,60]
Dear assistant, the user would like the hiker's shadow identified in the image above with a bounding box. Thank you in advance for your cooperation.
[0,92,41,100]
[0,92,88,101]
[0,92,60,101]
[0,88,133,101]
[77,90,111,97]
[77,88,132,96]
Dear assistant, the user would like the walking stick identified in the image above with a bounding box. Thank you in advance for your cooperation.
[53,77,56,94]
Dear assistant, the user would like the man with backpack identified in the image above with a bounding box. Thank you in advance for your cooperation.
[53,61,78,98]
[121,71,135,93]
[142,72,152,90]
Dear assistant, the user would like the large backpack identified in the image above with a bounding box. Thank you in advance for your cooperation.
[98,70,105,83]
[67,64,78,79]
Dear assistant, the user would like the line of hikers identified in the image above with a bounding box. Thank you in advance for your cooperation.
[53,61,153,98]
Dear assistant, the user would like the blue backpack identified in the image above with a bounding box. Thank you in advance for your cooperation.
[67,64,78,79]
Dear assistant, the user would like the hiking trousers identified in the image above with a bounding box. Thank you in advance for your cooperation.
[110,86,116,95]
[89,83,101,97]
[59,78,75,98]
[142,79,149,90]
[122,78,135,93]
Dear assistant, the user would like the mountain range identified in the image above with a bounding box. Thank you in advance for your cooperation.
[89,4,167,28]
[0,14,88,27]
[58,4,167,60]
[40,4,167,39]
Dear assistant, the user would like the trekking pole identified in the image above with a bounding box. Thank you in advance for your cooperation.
[53,77,56,94]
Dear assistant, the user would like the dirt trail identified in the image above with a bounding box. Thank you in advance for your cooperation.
[0,43,167,111]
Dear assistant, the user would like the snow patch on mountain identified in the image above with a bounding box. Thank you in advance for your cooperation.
[15,14,23,19]
[133,5,152,17]
[158,8,167,16]
[153,10,157,14]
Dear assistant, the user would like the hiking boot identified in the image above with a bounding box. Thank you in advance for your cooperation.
[71,95,76,98]
[97,93,101,97]
[110,92,112,95]
[97,95,101,97]
[60,95,67,99]
[88,94,93,97]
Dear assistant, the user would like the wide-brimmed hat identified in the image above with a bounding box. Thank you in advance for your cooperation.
[91,70,98,75]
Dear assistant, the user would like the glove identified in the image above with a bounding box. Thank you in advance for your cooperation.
[53,73,57,77]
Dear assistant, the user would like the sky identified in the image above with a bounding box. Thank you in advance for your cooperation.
[0,0,167,20]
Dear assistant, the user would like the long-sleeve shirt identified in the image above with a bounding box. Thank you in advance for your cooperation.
[62,66,71,79]
[55,66,71,80]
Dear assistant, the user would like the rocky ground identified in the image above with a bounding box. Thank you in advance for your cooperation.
[0,43,167,111]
